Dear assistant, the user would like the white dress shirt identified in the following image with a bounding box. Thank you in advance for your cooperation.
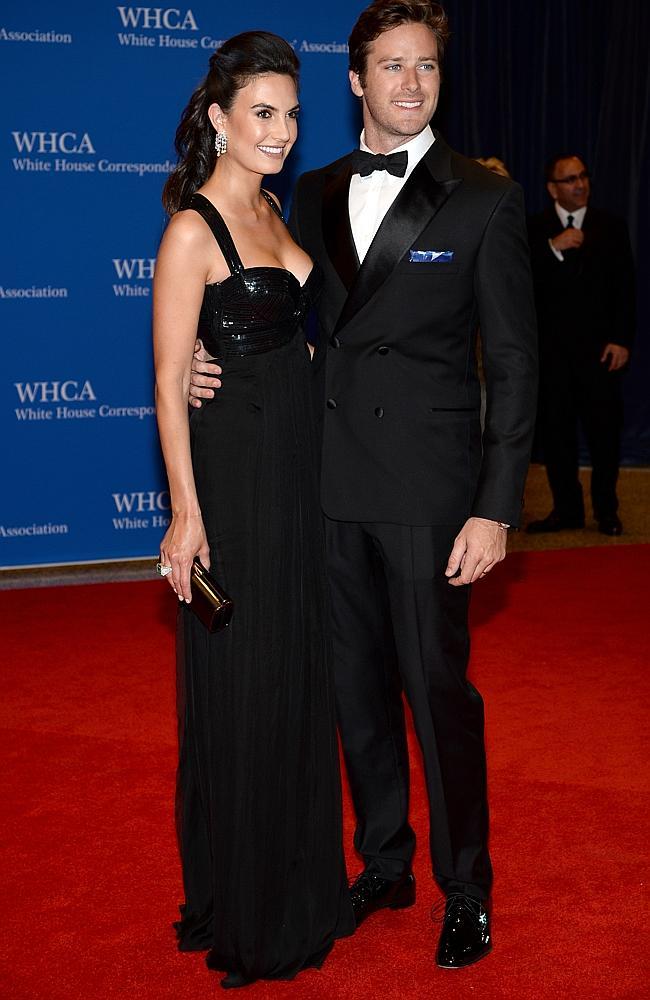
[549,203,587,261]
[349,125,435,263]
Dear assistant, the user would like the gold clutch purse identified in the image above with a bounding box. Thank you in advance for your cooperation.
[189,558,233,633]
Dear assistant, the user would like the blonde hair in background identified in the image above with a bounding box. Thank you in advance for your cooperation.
[475,156,511,179]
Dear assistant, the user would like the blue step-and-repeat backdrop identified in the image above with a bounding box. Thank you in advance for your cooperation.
[1,1,363,567]
[3,2,646,567]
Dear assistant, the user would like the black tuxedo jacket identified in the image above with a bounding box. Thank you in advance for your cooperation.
[289,132,538,527]
[527,205,636,356]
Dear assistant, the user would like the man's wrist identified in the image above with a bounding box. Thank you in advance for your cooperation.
[471,515,510,530]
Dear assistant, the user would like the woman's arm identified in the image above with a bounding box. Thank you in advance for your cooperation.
[153,212,211,602]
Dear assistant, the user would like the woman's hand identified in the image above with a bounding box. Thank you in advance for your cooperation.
[159,513,210,603]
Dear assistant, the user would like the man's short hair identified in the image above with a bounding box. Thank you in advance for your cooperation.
[349,0,450,82]
[545,153,586,183]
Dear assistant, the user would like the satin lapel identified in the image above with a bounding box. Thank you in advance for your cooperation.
[574,206,593,274]
[546,206,562,237]
[321,162,359,292]
[334,145,462,334]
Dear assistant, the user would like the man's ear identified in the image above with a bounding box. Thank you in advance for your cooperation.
[546,181,557,202]
[349,69,364,99]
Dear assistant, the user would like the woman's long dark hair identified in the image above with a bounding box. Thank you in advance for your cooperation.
[163,31,299,215]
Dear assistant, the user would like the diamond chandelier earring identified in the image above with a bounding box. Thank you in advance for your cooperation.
[214,128,228,157]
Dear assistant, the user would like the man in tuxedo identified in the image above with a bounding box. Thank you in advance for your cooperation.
[526,154,635,535]
[191,0,537,968]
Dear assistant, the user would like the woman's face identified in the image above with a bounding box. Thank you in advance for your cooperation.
[214,73,299,175]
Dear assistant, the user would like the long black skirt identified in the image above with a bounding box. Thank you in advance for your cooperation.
[174,334,353,987]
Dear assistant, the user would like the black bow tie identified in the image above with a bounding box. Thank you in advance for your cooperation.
[351,150,408,178]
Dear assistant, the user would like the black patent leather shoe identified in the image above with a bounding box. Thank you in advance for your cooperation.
[349,869,415,928]
[598,515,623,536]
[526,511,585,534]
[435,893,492,968]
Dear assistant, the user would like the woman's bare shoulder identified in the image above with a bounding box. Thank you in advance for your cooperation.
[163,207,212,248]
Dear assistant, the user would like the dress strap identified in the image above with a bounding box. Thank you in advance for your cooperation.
[261,189,284,220]
[187,193,244,276]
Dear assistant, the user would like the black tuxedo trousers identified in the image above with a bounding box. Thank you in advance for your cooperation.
[325,516,492,899]
[539,348,623,520]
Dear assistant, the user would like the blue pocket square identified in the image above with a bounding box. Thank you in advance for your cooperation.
[409,250,454,263]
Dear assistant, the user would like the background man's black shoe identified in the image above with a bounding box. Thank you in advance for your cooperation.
[526,511,585,533]
[435,894,492,968]
[598,515,623,536]
[349,869,415,928]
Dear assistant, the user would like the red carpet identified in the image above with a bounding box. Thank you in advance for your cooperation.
[1,546,648,1000]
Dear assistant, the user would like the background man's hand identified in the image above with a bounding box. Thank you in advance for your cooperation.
[445,516,507,586]
[189,339,222,409]
[551,228,585,252]
[600,342,630,371]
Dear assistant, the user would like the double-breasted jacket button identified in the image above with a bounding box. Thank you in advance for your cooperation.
[326,398,337,409]
[330,335,341,348]
[377,345,390,355]
[374,407,384,418]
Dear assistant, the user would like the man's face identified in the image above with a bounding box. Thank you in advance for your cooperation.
[547,157,590,212]
[349,22,440,153]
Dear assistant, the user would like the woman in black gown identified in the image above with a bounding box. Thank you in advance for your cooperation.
[153,32,353,989]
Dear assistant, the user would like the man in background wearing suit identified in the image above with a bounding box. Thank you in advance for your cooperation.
[191,0,537,967]
[527,155,635,535]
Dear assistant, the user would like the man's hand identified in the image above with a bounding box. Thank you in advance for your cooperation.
[551,228,584,252]
[189,338,222,409]
[445,517,507,586]
[600,343,630,371]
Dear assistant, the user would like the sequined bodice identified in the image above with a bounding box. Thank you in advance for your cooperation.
[187,192,320,359]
